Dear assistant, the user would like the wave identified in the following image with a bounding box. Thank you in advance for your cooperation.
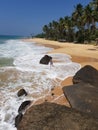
[0,39,81,130]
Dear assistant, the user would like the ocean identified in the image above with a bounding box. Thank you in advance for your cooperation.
[0,35,81,130]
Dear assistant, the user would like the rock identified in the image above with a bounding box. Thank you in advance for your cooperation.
[63,65,98,118]
[63,82,98,118]
[17,102,98,130]
[17,89,27,97]
[72,65,98,87]
[15,113,23,127]
[18,100,31,113]
[39,55,52,65]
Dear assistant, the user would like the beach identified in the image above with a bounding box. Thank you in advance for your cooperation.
[0,37,98,130]
[25,38,98,67]
[24,38,98,106]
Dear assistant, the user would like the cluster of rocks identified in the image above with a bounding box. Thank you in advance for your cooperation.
[15,55,53,128]
[63,65,98,118]
[15,65,98,130]
[15,89,32,127]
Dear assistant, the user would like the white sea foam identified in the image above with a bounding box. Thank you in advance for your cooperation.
[0,40,52,58]
[0,39,81,130]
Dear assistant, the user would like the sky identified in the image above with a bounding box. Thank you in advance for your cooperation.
[0,0,91,36]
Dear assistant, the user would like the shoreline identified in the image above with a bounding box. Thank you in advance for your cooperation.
[30,38,98,69]
[24,38,98,106]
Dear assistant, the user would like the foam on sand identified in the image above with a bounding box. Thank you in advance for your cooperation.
[0,39,81,130]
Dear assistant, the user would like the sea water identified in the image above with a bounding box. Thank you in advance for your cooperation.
[0,36,81,130]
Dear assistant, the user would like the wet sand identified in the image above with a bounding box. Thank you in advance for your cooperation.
[24,38,98,106]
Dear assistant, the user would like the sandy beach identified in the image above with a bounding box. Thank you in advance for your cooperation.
[24,38,98,106]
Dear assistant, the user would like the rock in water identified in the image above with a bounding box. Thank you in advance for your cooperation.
[39,55,52,65]
[15,113,23,127]
[17,89,27,97]
[18,100,31,113]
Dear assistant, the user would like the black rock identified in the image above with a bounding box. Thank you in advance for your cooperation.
[15,113,23,127]
[17,89,27,97]
[39,55,52,65]
[73,65,98,87]
[18,100,31,113]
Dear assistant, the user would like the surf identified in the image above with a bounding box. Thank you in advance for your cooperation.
[0,38,81,130]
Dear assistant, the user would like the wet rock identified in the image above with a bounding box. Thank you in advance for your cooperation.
[39,55,52,65]
[17,102,98,130]
[17,89,27,97]
[15,113,23,127]
[72,65,98,87]
[18,100,31,113]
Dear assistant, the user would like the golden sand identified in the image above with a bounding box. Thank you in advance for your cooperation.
[24,38,98,106]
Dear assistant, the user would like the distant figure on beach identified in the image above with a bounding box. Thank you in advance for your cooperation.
[49,58,54,68]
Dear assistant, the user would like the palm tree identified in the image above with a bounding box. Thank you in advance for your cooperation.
[43,25,49,39]
[83,4,93,30]
[72,3,83,22]
[52,20,59,40]
[72,3,85,42]
[91,0,98,10]
[63,16,74,42]
[90,0,98,26]
[57,17,66,39]
[42,0,98,43]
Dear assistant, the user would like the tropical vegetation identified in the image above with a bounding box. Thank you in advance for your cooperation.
[36,0,98,44]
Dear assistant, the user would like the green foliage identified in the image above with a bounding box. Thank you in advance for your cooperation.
[35,33,45,38]
[36,0,98,44]
[95,29,98,37]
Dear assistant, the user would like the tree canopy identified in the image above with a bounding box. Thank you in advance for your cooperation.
[41,0,98,44]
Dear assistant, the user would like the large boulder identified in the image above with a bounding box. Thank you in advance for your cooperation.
[39,55,52,65]
[63,65,98,118]
[17,102,98,130]
[63,82,98,118]
[72,65,98,87]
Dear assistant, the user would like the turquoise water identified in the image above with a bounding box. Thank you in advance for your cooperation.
[0,35,23,40]
[0,35,23,45]
[0,35,23,66]
[0,57,14,67]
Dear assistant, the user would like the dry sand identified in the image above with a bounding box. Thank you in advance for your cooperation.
[24,38,98,107]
